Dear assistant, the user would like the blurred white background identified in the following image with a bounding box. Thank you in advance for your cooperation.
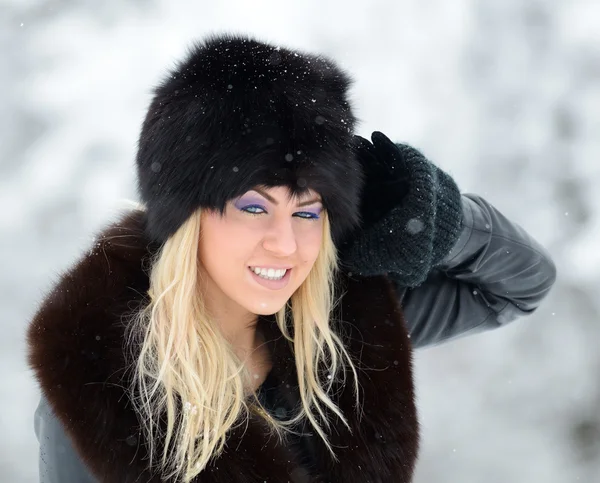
[1,0,599,481]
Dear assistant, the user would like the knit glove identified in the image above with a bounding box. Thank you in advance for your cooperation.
[338,131,463,287]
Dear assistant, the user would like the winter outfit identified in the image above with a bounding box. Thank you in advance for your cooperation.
[27,33,557,483]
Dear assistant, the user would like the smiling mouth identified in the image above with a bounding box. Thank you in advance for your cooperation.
[248,266,292,289]
[248,266,290,280]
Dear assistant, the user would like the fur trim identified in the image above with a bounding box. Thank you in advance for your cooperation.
[27,210,419,482]
[136,33,363,247]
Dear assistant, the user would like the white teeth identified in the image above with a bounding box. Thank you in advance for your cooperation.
[250,267,288,280]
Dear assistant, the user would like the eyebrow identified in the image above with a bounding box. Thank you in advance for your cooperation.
[253,188,322,207]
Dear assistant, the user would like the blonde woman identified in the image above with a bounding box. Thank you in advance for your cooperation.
[28,34,556,482]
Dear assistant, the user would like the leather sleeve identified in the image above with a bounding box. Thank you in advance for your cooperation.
[34,396,99,483]
[392,193,557,349]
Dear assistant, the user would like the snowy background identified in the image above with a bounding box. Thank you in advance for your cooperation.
[2,0,599,481]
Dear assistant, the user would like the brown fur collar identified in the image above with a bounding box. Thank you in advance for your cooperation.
[27,210,419,482]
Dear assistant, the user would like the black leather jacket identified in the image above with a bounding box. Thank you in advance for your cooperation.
[33,193,557,482]
[397,193,556,348]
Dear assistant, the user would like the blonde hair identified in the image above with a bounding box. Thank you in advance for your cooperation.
[126,205,361,482]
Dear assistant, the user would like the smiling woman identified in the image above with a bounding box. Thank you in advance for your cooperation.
[26,33,419,483]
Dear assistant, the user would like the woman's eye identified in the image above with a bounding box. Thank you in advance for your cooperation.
[295,212,320,220]
[241,205,266,215]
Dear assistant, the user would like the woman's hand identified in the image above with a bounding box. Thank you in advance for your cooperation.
[339,131,463,287]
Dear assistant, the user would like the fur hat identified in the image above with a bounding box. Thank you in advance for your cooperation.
[135,33,364,246]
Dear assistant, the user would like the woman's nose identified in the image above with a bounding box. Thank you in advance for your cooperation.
[261,218,297,256]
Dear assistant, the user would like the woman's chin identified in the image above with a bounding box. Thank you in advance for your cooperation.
[248,299,289,316]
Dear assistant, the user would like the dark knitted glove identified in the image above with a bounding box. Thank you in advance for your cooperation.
[338,131,463,287]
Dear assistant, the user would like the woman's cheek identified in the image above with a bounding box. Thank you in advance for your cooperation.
[301,223,324,254]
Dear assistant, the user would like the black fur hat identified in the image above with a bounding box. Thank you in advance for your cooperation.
[136,33,363,246]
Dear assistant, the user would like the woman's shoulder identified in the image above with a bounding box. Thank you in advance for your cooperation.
[27,210,157,481]
[336,273,408,343]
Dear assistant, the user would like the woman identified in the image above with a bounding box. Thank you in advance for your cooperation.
[28,34,556,482]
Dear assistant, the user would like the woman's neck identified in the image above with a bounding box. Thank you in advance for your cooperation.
[215,315,273,393]
[241,326,273,394]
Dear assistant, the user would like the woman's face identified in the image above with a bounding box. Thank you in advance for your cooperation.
[198,186,324,319]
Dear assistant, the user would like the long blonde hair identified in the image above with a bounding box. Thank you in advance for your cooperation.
[126,205,361,482]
